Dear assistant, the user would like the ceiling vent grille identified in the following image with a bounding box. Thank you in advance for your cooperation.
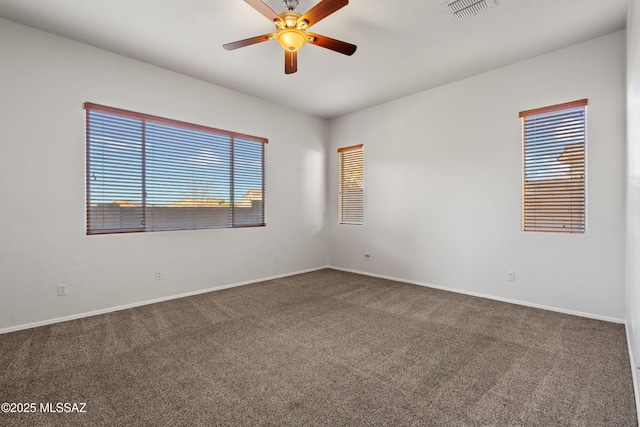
[445,0,496,21]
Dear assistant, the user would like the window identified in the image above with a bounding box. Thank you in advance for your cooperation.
[520,99,587,233]
[338,144,364,225]
[85,103,267,234]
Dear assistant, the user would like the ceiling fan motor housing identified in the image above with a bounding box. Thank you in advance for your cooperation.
[276,10,307,51]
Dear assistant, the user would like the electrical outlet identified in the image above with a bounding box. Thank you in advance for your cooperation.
[507,271,516,281]
[57,284,68,296]
[274,254,278,263]
[155,271,163,281]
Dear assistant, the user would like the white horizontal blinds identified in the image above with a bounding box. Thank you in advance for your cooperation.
[338,144,364,225]
[145,122,232,231]
[232,138,265,226]
[86,110,145,233]
[520,99,587,233]
[85,103,267,234]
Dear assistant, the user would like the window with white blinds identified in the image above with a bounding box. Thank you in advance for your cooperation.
[338,144,364,225]
[520,99,587,233]
[85,103,267,235]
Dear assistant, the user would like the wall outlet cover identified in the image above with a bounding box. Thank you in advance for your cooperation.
[57,284,68,296]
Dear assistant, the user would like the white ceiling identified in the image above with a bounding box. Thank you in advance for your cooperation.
[0,0,629,118]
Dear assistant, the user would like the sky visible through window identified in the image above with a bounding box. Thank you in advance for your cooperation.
[88,111,263,207]
[523,107,585,182]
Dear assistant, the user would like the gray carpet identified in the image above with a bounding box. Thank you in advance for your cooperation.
[0,269,637,426]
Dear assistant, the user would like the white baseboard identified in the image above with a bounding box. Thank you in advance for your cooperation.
[1,264,625,332]
[0,265,330,335]
[626,324,640,426]
[329,266,625,324]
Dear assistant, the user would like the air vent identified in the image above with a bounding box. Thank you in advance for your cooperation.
[444,0,496,21]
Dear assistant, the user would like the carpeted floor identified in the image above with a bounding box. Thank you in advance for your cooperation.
[0,269,637,426]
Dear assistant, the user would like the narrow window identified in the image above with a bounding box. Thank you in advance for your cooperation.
[85,103,267,234]
[338,144,364,225]
[520,99,587,233]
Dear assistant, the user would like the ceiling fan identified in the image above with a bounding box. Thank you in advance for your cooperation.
[223,0,357,74]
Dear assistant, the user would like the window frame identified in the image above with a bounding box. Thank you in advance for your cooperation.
[338,144,364,225]
[519,99,587,234]
[85,103,268,235]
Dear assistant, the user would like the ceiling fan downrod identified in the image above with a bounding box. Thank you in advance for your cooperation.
[283,0,298,11]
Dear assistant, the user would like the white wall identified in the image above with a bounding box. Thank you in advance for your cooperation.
[0,18,328,331]
[328,31,627,321]
[627,0,640,415]
[0,16,630,333]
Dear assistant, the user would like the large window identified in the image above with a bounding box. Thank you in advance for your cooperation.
[85,103,267,234]
[520,99,587,233]
[338,144,364,225]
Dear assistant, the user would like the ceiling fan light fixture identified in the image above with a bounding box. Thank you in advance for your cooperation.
[277,28,306,51]
[223,0,357,74]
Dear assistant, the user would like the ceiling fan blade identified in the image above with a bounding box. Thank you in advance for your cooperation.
[285,50,298,74]
[297,0,348,28]
[243,0,284,25]
[223,34,274,50]
[306,33,357,56]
